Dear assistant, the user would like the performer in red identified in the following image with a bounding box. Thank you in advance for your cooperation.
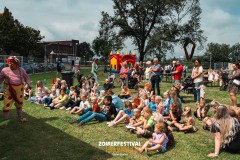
[0,56,30,123]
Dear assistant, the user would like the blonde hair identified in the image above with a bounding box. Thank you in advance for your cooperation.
[155,123,166,133]
[143,106,152,114]
[213,105,240,148]
[91,96,97,102]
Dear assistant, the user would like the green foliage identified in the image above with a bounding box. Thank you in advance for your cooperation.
[0,7,44,56]
[1,70,240,159]
[78,42,94,61]
[92,11,124,61]
[99,0,206,61]
[204,43,231,62]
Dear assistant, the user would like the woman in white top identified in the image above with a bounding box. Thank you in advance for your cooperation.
[191,59,203,103]
[208,68,214,82]
[145,61,152,82]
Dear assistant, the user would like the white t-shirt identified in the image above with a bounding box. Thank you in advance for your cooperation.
[192,66,203,83]
[79,100,91,109]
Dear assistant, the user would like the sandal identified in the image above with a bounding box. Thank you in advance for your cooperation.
[19,118,28,123]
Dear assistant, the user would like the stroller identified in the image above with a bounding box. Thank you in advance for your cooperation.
[128,76,138,89]
[182,76,194,94]
[219,72,229,91]
[108,73,116,87]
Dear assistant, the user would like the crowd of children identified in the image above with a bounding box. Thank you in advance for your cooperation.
[25,62,240,157]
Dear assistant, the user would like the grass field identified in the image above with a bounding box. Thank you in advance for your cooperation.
[0,69,240,160]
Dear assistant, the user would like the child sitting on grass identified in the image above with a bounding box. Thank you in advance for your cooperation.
[136,106,155,138]
[194,99,210,120]
[69,96,117,126]
[107,101,134,127]
[23,83,32,100]
[98,90,105,105]
[70,94,90,114]
[43,88,57,107]
[148,95,157,112]
[128,108,144,126]
[163,91,170,116]
[135,123,169,153]
[155,96,164,115]
[119,85,131,99]
[172,107,197,133]
[48,87,69,110]
[167,102,181,127]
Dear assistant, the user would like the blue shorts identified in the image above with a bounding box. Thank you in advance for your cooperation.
[152,143,167,153]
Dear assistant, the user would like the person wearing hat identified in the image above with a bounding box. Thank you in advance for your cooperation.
[171,60,183,85]
[0,56,30,124]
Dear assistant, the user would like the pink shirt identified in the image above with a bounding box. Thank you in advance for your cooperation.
[0,67,30,85]
[119,67,129,78]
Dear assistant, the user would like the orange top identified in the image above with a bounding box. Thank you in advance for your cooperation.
[121,88,130,96]
[92,102,101,113]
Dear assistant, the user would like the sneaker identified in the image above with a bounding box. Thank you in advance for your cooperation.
[106,121,113,125]
[59,106,66,110]
[19,118,28,123]
[66,107,72,111]
[78,121,84,127]
[69,120,78,124]
[108,121,116,127]
[50,106,55,110]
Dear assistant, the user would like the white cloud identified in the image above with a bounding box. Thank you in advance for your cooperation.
[1,0,240,59]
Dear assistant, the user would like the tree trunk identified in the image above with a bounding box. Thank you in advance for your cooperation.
[139,49,145,62]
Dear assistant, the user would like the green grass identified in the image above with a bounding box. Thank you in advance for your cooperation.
[1,70,240,160]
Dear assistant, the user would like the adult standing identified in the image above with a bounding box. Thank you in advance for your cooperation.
[171,60,183,85]
[91,58,99,85]
[149,58,161,95]
[56,59,62,77]
[145,61,152,82]
[183,64,188,78]
[191,59,203,104]
[139,61,144,80]
[0,56,30,123]
[119,62,130,88]
[227,61,240,108]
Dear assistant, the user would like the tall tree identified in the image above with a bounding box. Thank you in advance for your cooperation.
[78,42,94,61]
[106,0,206,61]
[230,43,240,61]
[204,43,231,62]
[92,11,124,61]
[0,7,43,56]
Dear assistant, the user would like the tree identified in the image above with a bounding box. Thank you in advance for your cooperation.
[78,42,94,61]
[103,0,206,61]
[204,43,231,62]
[92,11,124,61]
[230,43,240,61]
[0,7,44,56]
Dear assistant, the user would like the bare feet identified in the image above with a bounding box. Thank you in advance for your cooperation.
[207,153,218,158]
[135,147,143,153]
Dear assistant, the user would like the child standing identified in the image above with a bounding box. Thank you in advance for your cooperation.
[135,123,169,153]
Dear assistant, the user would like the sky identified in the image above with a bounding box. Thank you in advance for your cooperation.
[1,0,240,58]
